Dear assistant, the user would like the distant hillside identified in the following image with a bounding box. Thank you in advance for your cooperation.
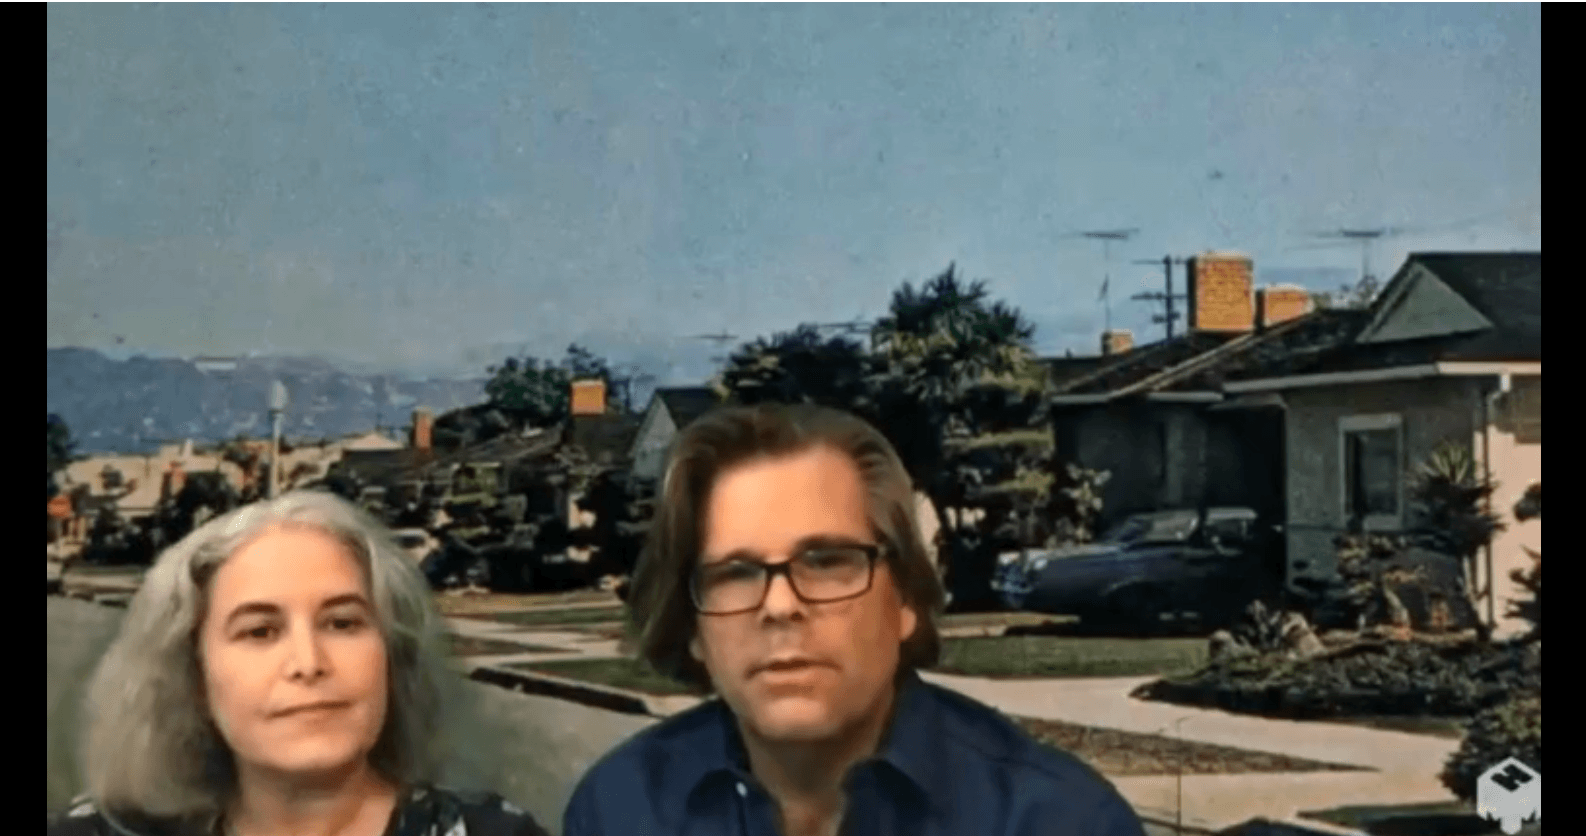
[47,348,489,454]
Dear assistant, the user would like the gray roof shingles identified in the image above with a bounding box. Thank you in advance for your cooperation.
[656,387,721,429]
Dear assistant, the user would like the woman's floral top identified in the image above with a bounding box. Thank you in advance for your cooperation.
[47,784,550,836]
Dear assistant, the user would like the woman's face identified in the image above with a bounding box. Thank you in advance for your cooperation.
[199,525,390,782]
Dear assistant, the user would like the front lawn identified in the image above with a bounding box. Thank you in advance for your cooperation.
[933,635,1208,679]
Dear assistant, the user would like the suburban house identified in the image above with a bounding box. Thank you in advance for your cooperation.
[1045,252,1325,528]
[59,441,245,523]
[1211,252,1541,638]
[628,386,722,482]
[562,379,645,536]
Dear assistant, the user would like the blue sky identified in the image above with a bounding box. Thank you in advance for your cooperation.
[47,3,1541,384]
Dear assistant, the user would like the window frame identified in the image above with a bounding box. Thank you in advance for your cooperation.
[1338,413,1405,532]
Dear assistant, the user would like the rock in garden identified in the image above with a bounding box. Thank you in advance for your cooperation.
[1280,612,1326,658]
[1209,630,1254,662]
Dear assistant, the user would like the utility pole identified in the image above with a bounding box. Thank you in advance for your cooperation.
[1131,256,1190,340]
[267,380,288,499]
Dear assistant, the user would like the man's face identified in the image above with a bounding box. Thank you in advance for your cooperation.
[199,525,390,782]
[690,445,918,744]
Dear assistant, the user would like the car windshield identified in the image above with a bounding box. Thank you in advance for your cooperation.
[1099,513,1198,544]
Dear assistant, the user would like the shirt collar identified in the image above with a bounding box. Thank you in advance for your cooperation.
[677,669,951,816]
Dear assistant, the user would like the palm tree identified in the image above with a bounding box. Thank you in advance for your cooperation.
[867,265,1040,608]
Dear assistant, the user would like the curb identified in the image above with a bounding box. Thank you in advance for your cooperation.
[466,664,676,718]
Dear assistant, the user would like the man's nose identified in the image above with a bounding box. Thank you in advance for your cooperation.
[759,570,806,619]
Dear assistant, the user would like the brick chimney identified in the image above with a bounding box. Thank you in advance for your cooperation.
[571,378,607,416]
[1101,329,1134,356]
[1186,252,1255,333]
[1257,284,1315,329]
[161,460,186,503]
[411,407,433,451]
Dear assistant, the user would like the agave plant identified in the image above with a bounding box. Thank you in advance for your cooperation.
[1407,441,1506,563]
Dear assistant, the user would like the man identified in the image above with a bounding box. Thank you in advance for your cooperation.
[563,403,1147,836]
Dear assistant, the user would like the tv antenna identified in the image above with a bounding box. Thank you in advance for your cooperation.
[1060,228,1139,332]
[1131,257,1190,341]
[690,331,739,365]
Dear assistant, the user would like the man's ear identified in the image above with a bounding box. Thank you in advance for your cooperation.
[689,631,705,663]
[899,601,919,644]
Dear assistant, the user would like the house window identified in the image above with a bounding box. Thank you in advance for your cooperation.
[1340,414,1403,530]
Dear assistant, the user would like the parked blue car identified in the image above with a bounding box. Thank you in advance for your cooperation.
[991,507,1283,629]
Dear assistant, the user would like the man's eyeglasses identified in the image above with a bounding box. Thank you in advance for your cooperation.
[690,544,883,616]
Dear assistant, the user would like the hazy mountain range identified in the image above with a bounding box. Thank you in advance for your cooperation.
[47,348,491,455]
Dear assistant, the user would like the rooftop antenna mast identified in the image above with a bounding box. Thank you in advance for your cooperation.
[1063,229,1139,333]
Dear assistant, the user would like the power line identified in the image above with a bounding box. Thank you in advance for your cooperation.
[1131,257,1190,341]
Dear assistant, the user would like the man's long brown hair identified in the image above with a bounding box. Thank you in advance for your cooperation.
[627,402,946,693]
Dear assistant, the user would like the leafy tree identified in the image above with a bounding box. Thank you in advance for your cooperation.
[484,343,619,428]
[713,324,873,409]
[49,414,76,499]
[484,356,572,427]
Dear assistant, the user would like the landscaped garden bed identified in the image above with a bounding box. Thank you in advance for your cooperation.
[1131,637,1539,721]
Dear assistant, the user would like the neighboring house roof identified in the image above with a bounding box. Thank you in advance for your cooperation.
[338,429,563,484]
[1040,356,1110,388]
[1049,332,1242,397]
[1221,252,1540,383]
[656,387,720,429]
[340,430,405,452]
[565,414,643,464]
[1160,309,1371,391]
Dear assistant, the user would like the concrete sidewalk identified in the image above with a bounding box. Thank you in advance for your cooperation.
[449,623,1467,833]
[919,672,1461,775]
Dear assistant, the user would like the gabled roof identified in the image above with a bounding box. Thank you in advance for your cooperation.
[1362,252,1540,360]
[655,387,720,429]
[1218,253,1540,384]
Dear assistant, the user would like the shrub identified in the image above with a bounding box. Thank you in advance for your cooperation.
[1136,639,1539,720]
[1440,690,1541,803]
[1507,548,1541,641]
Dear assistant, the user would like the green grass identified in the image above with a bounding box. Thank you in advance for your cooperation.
[462,606,628,628]
[506,657,700,696]
[1301,801,1541,836]
[932,635,1208,679]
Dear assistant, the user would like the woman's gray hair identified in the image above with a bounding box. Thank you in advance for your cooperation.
[74,489,484,826]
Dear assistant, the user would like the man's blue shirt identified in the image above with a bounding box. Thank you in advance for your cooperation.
[562,670,1148,836]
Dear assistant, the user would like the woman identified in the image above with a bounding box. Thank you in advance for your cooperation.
[48,490,549,836]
